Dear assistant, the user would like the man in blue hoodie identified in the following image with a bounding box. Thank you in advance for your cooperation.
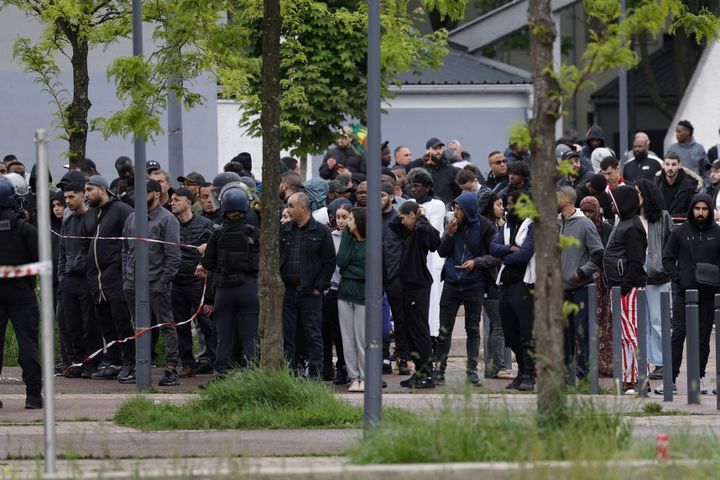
[435,192,499,386]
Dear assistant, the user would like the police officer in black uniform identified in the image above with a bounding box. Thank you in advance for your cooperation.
[0,178,43,409]
[195,187,260,378]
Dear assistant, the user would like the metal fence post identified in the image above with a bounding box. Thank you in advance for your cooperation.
[661,291,673,402]
[637,289,648,397]
[686,289,700,404]
[588,283,598,395]
[715,294,720,411]
[612,286,623,395]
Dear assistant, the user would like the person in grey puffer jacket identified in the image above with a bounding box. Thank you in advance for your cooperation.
[122,179,182,386]
[635,180,673,378]
[557,186,603,380]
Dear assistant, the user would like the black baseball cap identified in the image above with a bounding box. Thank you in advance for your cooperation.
[146,160,161,172]
[425,137,445,149]
[561,150,580,161]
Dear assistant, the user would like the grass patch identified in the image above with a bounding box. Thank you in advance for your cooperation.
[115,367,413,430]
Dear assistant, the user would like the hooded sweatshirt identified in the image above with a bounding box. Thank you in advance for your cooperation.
[437,192,498,290]
[603,186,647,292]
[582,125,608,172]
[558,208,603,290]
[662,193,720,291]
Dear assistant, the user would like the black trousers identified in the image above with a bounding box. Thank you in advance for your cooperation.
[386,277,410,361]
[436,286,484,373]
[322,289,345,371]
[95,298,134,365]
[671,289,715,380]
[0,294,41,396]
[62,274,101,364]
[173,279,217,368]
[401,283,433,377]
[283,288,324,377]
[499,282,535,377]
[214,279,259,374]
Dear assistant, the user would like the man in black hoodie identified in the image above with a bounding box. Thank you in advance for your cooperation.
[406,138,461,204]
[659,193,720,394]
[603,185,647,393]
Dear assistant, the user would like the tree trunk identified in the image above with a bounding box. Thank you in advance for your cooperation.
[258,0,285,369]
[528,0,566,425]
[66,30,91,169]
[637,33,675,121]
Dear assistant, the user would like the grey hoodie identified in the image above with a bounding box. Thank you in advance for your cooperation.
[558,208,604,290]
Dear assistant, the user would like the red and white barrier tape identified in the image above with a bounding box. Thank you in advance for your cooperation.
[62,278,208,374]
[51,230,201,250]
[0,261,52,278]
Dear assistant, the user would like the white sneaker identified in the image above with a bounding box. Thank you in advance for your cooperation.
[348,379,360,392]
[357,380,365,392]
[700,377,709,395]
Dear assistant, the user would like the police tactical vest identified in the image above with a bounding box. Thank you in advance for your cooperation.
[215,222,260,287]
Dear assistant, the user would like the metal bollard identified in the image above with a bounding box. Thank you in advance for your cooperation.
[612,286,623,395]
[587,283,598,395]
[505,348,512,370]
[568,315,577,387]
[715,295,720,411]
[686,290,700,405]
[637,289,648,397]
[661,291,673,402]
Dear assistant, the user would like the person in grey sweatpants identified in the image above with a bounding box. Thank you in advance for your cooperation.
[122,179,182,386]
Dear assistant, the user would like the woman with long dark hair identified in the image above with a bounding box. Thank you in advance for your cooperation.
[635,179,674,380]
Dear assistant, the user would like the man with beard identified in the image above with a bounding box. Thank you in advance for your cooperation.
[659,193,720,395]
[110,156,135,207]
[84,176,136,382]
[622,132,663,182]
[319,128,367,183]
[278,171,303,205]
[394,146,412,169]
[655,152,698,216]
[122,179,182,386]
[557,150,593,195]
[407,138,461,204]
[355,181,368,207]
[498,161,531,205]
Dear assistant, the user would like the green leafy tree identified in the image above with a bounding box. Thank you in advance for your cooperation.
[525,0,720,424]
[4,0,132,167]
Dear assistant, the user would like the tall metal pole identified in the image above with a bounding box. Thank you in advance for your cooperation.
[363,0,382,430]
[133,0,151,391]
[686,290,700,404]
[587,283,599,395]
[35,130,55,474]
[167,61,184,181]
[618,0,629,164]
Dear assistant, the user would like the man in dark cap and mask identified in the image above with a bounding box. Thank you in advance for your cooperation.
[603,185,647,393]
[406,138,461,204]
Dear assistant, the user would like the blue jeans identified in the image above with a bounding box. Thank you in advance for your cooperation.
[282,289,324,378]
[645,282,670,365]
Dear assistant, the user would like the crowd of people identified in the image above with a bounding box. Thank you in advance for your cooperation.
[1,117,720,410]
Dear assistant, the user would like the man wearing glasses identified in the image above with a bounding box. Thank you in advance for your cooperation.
[486,151,508,193]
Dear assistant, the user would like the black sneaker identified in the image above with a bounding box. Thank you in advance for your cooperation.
[397,360,412,376]
[25,395,43,409]
[159,368,180,386]
[383,359,393,374]
[54,362,69,375]
[333,367,349,385]
[118,364,136,384]
[409,375,436,389]
[432,370,446,385]
[322,366,335,381]
[91,363,122,380]
[194,362,214,375]
[505,376,522,390]
[648,366,663,380]
[654,382,677,395]
[199,373,227,390]
[467,371,483,386]
[517,375,535,391]
[400,374,418,388]
[81,364,95,379]
[63,366,83,378]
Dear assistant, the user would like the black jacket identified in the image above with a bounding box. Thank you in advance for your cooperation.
[382,208,403,283]
[603,186,647,293]
[406,158,461,205]
[279,216,336,293]
[389,214,441,287]
[319,145,367,183]
[662,193,720,291]
[175,214,215,284]
[486,173,509,193]
[87,197,134,302]
[58,208,96,278]
[655,168,698,216]
[0,208,38,298]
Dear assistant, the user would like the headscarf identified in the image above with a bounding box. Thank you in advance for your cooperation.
[579,195,601,227]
